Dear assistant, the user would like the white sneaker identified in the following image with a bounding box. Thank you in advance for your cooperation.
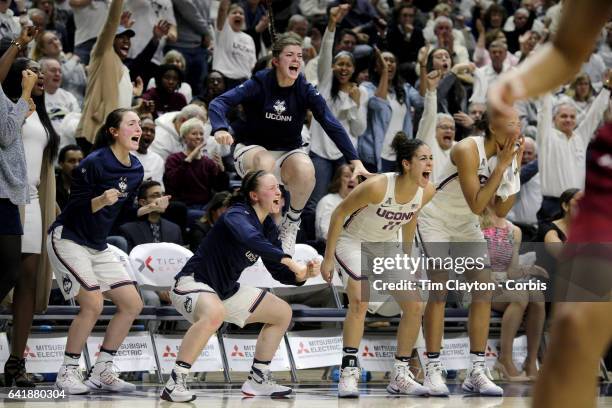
[56,365,89,395]
[338,366,360,398]
[279,217,300,256]
[386,362,429,396]
[423,361,449,396]
[160,369,195,402]
[462,362,503,396]
[84,362,136,392]
[241,366,292,396]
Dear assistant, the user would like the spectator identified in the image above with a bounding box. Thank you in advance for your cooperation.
[508,137,541,242]
[76,0,135,150]
[55,144,83,210]
[299,0,328,20]
[142,64,187,118]
[2,55,59,388]
[242,0,272,58]
[40,57,80,146]
[0,45,37,382]
[482,3,507,33]
[197,69,226,108]
[32,30,87,105]
[473,19,518,68]
[164,118,229,221]
[147,49,192,102]
[414,69,455,184]
[564,72,595,125]
[481,203,546,382]
[305,6,367,229]
[188,190,230,251]
[69,0,110,65]
[132,117,165,187]
[124,0,177,66]
[504,7,533,54]
[431,16,469,65]
[213,0,257,90]
[536,73,610,220]
[314,163,354,242]
[359,49,422,172]
[168,0,211,96]
[32,0,74,53]
[423,3,470,51]
[599,22,612,68]
[0,0,21,40]
[119,180,181,252]
[581,51,607,92]
[471,40,514,104]
[386,4,425,85]
[453,101,486,136]
[304,27,357,86]
[149,103,207,160]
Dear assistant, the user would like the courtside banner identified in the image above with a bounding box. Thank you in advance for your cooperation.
[287,329,342,369]
[358,336,397,371]
[154,334,223,373]
[223,334,290,371]
[487,335,529,370]
[417,337,471,371]
[87,332,156,372]
[25,334,86,373]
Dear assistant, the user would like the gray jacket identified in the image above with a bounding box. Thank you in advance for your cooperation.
[0,84,30,205]
[172,0,211,48]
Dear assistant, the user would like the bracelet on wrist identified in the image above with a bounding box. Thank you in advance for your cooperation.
[10,40,23,51]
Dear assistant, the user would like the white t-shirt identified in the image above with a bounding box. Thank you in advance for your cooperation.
[118,65,134,109]
[133,150,166,188]
[125,0,176,64]
[45,88,81,136]
[380,92,407,161]
[72,0,110,46]
[315,193,342,241]
[22,112,48,198]
[212,20,256,80]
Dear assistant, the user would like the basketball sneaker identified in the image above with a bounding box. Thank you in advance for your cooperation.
[241,365,292,396]
[56,364,89,395]
[338,366,360,398]
[386,362,429,396]
[279,216,300,256]
[462,361,503,396]
[423,360,449,396]
[84,361,136,392]
[160,369,196,402]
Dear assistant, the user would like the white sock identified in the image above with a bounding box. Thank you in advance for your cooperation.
[63,353,80,367]
[173,361,191,375]
[470,352,485,368]
[95,350,116,366]
[286,206,302,223]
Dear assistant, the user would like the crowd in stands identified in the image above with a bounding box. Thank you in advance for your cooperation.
[0,0,610,387]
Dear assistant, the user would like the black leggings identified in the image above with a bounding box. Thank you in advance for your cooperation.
[0,234,21,302]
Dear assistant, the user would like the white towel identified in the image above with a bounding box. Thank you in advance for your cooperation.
[496,158,521,201]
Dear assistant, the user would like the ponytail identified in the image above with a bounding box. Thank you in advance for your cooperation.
[391,132,425,174]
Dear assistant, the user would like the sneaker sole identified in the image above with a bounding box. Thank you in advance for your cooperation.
[160,387,196,402]
[386,384,429,396]
[84,379,136,393]
[241,389,293,397]
[424,386,450,397]
[56,383,89,395]
[462,384,503,397]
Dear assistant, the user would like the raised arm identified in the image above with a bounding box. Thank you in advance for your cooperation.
[575,79,611,145]
[318,5,350,88]
[217,0,230,31]
[91,0,124,59]
[415,70,440,148]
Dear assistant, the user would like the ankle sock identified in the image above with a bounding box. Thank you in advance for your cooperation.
[63,352,81,367]
[342,347,358,368]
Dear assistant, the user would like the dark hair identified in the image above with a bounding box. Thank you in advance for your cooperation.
[391,132,425,174]
[337,29,358,47]
[228,170,268,206]
[477,110,491,138]
[558,188,580,218]
[154,64,183,94]
[328,163,354,193]
[484,3,507,30]
[3,58,60,161]
[369,50,405,104]
[92,108,135,151]
[58,144,82,163]
[330,51,356,102]
[202,191,231,224]
[425,47,450,74]
[137,180,161,200]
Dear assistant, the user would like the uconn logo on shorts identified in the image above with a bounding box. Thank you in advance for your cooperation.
[184,297,193,313]
[245,251,258,262]
[265,100,292,122]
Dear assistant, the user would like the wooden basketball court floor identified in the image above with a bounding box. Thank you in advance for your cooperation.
[0,383,610,407]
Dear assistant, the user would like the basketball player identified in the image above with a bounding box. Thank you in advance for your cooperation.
[47,109,167,394]
[209,32,370,256]
[489,1,612,407]
[162,171,320,402]
[321,134,435,397]
[418,109,524,396]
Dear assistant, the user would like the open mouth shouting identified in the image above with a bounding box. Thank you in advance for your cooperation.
[288,64,300,76]
[422,170,431,183]
[130,134,140,149]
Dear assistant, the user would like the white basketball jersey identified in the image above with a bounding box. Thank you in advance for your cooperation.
[430,136,493,215]
[342,173,423,242]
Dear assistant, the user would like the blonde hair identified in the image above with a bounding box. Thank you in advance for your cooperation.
[163,50,187,71]
[179,117,205,139]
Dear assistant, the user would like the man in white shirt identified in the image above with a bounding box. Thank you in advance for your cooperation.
[41,57,81,148]
[536,73,611,220]
[508,137,541,241]
[471,40,511,104]
[133,117,166,188]
[149,104,207,160]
